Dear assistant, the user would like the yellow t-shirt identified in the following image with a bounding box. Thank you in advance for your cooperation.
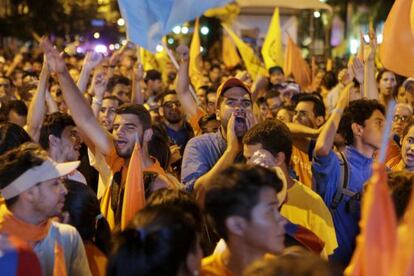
[201,251,233,276]
[291,146,313,189]
[280,180,338,257]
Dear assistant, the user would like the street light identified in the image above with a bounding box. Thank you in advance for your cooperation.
[181,26,189,34]
[313,11,321,18]
[117,18,125,26]
[200,26,209,35]
[93,32,100,39]
[172,25,181,34]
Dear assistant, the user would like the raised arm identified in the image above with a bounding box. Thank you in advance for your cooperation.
[90,69,108,117]
[77,51,103,94]
[363,28,379,100]
[41,37,113,155]
[314,84,351,157]
[175,45,200,118]
[26,55,49,141]
[131,62,144,104]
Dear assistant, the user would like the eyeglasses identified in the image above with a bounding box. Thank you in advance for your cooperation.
[393,115,410,122]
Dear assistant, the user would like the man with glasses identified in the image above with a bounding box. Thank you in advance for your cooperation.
[159,90,194,152]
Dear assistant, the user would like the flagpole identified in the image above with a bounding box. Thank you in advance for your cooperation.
[161,41,199,104]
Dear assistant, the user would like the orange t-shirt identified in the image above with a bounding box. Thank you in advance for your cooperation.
[291,146,313,189]
[85,242,107,276]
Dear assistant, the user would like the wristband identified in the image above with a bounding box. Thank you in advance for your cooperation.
[92,97,103,106]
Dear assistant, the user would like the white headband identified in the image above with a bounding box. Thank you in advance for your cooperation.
[1,159,80,200]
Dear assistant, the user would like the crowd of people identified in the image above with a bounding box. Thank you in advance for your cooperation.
[0,26,413,276]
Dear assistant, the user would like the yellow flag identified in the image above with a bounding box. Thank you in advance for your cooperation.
[189,18,205,89]
[222,33,241,68]
[140,48,159,71]
[221,23,268,78]
[262,8,284,70]
[284,36,311,89]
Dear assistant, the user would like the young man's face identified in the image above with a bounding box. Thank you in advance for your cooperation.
[57,126,81,162]
[31,177,67,218]
[8,110,27,127]
[359,109,385,150]
[293,101,319,128]
[112,113,144,158]
[402,125,414,169]
[148,79,163,95]
[269,71,284,85]
[217,87,252,135]
[0,77,11,99]
[242,187,285,254]
[112,83,130,103]
[266,97,282,119]
[206,93,217,115]
[99,99,119,131]
[161,94,183,124]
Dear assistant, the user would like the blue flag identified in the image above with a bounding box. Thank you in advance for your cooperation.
[118,0,232,52]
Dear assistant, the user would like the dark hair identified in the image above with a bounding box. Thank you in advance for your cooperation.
[321,71,338,90]
[388,171,414,221]
[148,124,171,170]
[295,94,326,118]
[0,122,31,155]
[338,99,385,145]
[402,120,414,139]
[107,76,131,93]
[0,142,48,207]
[107,205,198,276]
[144,70,162,83]
[146,189,202,230]
[210,64,221,71]
[376,68,395,83]
[63,180,111,256]
[116,103,152,131]
[243,119,293,165]
[159,90,177,106]
[103,95,123,106]
[6,100,28,116]
[269,66,284,75]
[204,164,283,240]
[39,112,75,150]
[244,251,342,276]
[265,87,281,101]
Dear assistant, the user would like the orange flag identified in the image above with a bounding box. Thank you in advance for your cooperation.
[345,163,397,276]
[121,141,145,230]
[284,36,311,89]
[379,0,414,77]
[391,176,414,275]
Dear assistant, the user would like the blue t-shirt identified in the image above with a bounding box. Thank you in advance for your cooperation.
[312,146,373,266]
[181,131,227,191]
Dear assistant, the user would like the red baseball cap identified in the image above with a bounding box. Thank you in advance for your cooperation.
[215,77,252,108]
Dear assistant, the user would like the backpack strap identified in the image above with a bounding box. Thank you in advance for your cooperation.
[330,151,358,211]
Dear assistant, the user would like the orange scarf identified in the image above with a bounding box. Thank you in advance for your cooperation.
[0,205,67,276]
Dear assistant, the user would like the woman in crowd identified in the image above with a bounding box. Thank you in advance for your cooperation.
[107,205,202,276]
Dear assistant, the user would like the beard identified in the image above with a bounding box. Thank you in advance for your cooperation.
[165,112,183,124]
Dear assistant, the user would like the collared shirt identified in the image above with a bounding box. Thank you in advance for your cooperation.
[181,131,227,191]
[312,146,373,266]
